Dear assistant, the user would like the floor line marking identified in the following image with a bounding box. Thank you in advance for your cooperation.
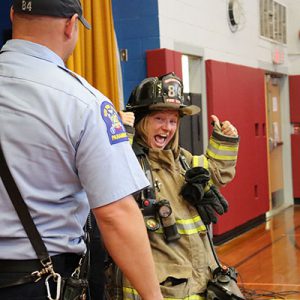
[241,282,300,287]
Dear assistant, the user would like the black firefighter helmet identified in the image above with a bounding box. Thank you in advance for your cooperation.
[125,72,200,124]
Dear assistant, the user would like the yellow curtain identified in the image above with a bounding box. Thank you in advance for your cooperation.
[67,0,121,111]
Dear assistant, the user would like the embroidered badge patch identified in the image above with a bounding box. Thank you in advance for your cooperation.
[101,101,128,145]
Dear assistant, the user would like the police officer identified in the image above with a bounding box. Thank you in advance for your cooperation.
[0,1,163,299]
[117,73,240,299]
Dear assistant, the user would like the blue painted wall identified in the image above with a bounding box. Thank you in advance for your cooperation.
[112,0,160,104]
[0,0,13,47]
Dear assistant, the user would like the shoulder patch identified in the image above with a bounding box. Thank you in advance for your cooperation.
[101,101,128,145]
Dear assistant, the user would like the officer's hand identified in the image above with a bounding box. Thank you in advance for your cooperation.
[119,111,135,127]
[211,115,238,137]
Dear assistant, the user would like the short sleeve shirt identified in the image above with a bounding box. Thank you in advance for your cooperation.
[0,40,149,259]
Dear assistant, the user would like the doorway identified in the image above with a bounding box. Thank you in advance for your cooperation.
[265,74,284,210]
[179,54,204,155]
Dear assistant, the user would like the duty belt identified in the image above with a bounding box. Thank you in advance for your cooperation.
[0,253,80,289]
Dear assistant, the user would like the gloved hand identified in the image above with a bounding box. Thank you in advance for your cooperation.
[195,185,229,225]
[184,167,210,184]
[181,167,229,225]
[181,167,210,206]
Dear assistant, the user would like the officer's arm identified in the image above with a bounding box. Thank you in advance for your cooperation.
[92,195,163,300]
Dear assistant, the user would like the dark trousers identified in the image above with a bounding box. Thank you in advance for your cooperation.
[0,253,81,300]
[89,212,106,300]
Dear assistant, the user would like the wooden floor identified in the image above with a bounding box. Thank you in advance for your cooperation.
[216,205,300,300]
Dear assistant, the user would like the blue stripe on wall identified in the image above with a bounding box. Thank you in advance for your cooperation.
[112,0,160,105]
[0,0,13,47]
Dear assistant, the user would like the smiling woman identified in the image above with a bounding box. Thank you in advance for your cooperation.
[103,72,242,300]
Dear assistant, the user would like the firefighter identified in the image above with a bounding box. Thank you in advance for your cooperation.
[109,72,240,300]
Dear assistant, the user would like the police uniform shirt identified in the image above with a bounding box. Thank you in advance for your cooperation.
[0,39,149,259]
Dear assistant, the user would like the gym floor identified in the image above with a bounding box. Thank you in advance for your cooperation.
[216,205,300,300]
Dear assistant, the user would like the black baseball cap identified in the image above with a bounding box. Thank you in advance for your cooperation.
[13,0,91,29]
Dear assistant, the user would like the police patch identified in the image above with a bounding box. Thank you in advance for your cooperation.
[101,101,128,144]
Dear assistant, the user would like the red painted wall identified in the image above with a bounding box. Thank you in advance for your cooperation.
[289,76,300,123]
[291,135,300,198]
[146,51,270,235]
[206,60,269,235]
[146,48,182,79]
[289,75,300,198]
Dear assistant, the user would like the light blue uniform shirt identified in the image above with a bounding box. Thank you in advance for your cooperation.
[0,40,149,259]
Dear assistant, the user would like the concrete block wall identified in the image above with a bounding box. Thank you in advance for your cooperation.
[157,0,297,73]
[287,0,300,75]
[112,0,160,103]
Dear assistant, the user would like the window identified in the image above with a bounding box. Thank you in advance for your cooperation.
[260,0,286,44]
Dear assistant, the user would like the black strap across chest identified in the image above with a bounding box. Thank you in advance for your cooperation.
[0,145,49,262]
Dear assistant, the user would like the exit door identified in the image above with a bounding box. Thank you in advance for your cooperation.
[266,75,284,209]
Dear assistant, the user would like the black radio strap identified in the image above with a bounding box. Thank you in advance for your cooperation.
[0,144,49,262]
[0,144,91,290]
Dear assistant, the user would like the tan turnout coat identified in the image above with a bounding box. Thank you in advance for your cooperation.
[122,124,239,300]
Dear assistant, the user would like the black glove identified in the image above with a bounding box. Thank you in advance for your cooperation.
[184,167,210,185]
[195,185,229,225]
[181,167,229,225]
[181,167,210,206]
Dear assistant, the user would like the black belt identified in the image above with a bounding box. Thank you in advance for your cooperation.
[0,253,80,273]
[0,253,81,289]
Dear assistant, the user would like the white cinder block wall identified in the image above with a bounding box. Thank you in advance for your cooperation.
[287,0,300,74]
[158,0,300,210]
[158,0,300,75]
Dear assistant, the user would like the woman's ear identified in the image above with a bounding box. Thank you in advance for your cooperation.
[65,14,78,39]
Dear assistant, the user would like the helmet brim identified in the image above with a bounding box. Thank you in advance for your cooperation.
[148,103,200,116]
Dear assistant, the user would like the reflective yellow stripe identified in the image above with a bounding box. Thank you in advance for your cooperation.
[177,226,206,234]
[192,156,200,167]
[165,296,206,300]
[207,138,238,161]
[155,216,206,235]
[123,287,139,300]
[176,215,200,224]
[192,155,209,170]
[206,148,238,161]
[177,215,206,233]
[203,156,208,169]
[191,155,211,185]
[210,139,239,151]
[123,287,139,295]
[128,135,133,145]
[123,287,205,300]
